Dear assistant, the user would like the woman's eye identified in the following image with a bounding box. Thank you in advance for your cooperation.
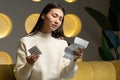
[59,18,63,21]
[52,14,57,18]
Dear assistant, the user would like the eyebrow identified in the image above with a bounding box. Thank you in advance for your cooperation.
[54,13,63,19]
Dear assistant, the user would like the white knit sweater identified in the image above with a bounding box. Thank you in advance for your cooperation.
[14,31,78,80]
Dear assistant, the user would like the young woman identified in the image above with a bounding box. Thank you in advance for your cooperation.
[14,2,83,80]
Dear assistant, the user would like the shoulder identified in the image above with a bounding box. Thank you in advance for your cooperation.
[19,35,33,43]
[55,37,68,47]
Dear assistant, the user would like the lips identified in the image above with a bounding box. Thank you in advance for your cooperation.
[52,24,58,28]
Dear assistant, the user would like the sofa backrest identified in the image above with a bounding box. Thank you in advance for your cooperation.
[111,60,120,80]
[72,61,116,80]
[0,64,16,80]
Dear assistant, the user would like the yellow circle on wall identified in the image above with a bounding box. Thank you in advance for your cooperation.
[25,13,40,34]
[63,14,82,37]
[64,0,77,3]
[32,0,41,2]
[0,51,12,64]
[0,13,12,38]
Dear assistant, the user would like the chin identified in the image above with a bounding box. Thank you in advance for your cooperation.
[50,28,57,31]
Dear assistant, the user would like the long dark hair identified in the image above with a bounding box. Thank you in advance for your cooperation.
[30,2,65,38]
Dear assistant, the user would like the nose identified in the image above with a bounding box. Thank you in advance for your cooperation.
[55,18,60,24]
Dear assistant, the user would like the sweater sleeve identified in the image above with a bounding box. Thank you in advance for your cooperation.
[61,58,78,79]
[13,39,33,80]
[60,40,78,79]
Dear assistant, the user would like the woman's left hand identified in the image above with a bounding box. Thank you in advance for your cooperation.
[73,47,84,61]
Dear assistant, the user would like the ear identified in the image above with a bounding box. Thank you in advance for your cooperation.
[41,15,44,19]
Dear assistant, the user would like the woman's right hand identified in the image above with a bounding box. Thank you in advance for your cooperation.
[26,53,40,65]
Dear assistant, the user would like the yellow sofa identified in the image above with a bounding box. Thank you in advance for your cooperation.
[0,60,120,80]
[0,64,16,80]
[72,60,120,80]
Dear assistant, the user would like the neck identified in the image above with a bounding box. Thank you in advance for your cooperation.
[40,26,52,34]
[40,29,51,34]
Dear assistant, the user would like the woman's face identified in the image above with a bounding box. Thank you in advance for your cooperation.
[41,8,64,33]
